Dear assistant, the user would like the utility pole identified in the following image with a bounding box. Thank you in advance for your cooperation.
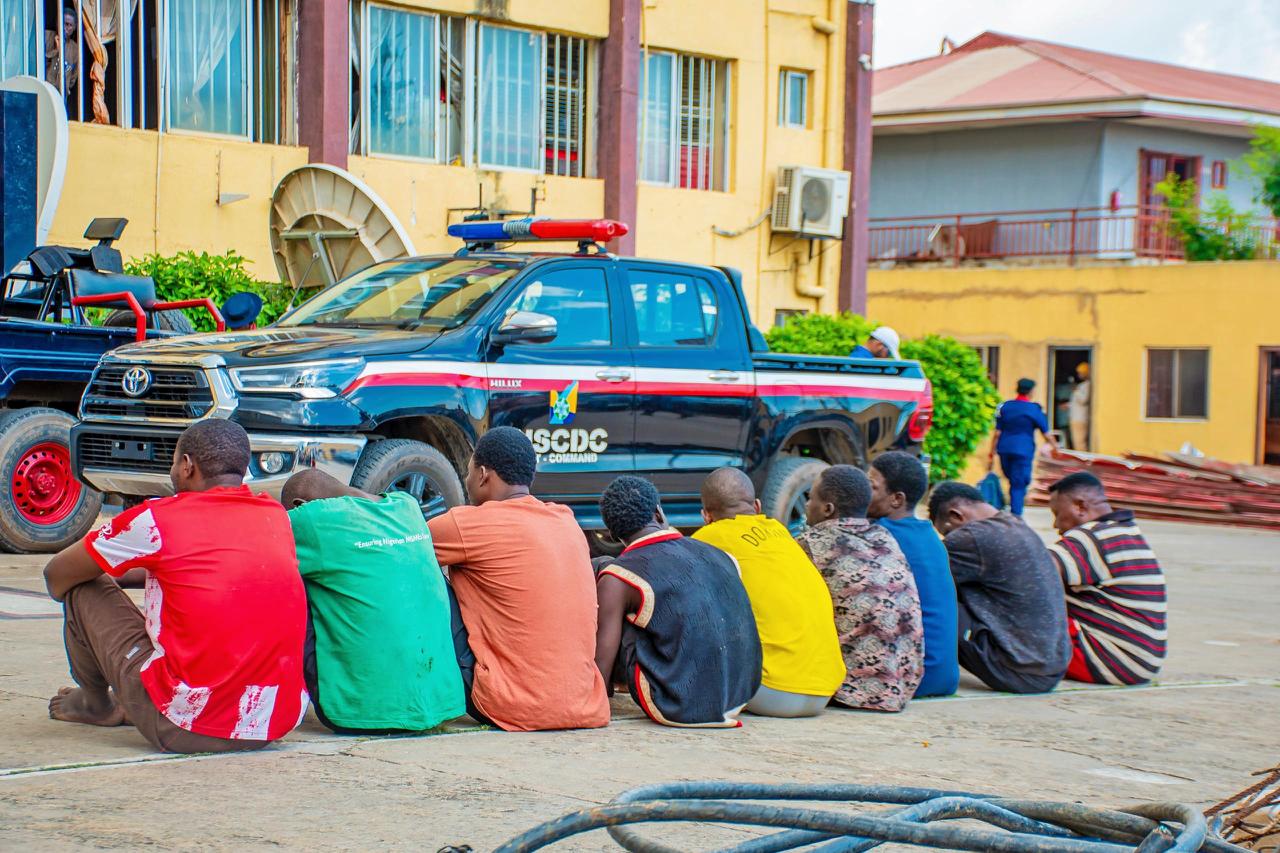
[838,0,874,314]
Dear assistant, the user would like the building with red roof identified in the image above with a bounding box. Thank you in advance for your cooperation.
[868,32,1280,262]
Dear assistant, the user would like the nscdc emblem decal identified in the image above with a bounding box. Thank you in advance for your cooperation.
[121,366,152,398]
[526,379,608,463]
[549,381,578,424]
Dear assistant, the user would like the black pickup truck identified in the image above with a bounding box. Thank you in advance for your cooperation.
[71,219,933,546]
[0,219,208,551]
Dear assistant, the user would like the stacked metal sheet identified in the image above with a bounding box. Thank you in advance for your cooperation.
[1029,449,1280,530]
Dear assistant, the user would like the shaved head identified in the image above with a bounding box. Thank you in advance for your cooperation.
[282,468,370,509]
[700,467,758,521]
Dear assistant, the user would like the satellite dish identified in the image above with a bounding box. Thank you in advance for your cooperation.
[0,76,68,243]
[268,164,415,290]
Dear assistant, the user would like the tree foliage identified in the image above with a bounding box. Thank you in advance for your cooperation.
[765,313,998,481]
[1240,125,1280,218]
[124,251,292,331]
[1154,174,1260,261]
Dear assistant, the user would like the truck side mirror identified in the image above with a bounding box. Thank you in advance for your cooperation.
[492,311,558,345]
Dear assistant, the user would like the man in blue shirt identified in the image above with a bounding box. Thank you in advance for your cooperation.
[850,326,900,359]
[989,378,1058,516]
[868,451,959,698]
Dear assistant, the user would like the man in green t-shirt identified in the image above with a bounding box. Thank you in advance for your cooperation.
[283,469,465,733]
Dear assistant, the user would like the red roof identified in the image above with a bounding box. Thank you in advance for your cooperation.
[874,31,1280,120]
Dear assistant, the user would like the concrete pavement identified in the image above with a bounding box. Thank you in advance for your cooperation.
[1,509,1277,851]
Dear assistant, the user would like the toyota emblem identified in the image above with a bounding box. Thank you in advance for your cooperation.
[121,366,152,398]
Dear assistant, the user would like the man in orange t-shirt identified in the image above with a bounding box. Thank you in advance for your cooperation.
[427,427,609,732]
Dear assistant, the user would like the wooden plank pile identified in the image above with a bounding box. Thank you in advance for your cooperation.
[1028,448,1280,530]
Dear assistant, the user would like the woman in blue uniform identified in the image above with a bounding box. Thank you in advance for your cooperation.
[988,378,1058,516]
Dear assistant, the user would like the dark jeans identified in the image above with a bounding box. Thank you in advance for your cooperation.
[999,452,1034,516]
[956,600,1062,695]
[447,582,496,727]
[61,576,268,754]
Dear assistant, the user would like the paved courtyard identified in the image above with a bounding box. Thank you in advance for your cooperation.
[1,509,1277,851]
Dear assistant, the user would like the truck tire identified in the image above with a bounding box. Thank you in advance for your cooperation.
[760,456,830,535]
[103,308,197,335]
[0,408,104,553]
[349,439,465,521]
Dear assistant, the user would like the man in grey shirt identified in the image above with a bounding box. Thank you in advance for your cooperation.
[928,482,1070,694]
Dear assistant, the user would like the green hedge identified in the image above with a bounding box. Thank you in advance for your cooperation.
[124,251,292,332]
[765,314,998,481]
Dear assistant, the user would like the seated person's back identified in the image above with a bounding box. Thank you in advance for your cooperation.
[868,452,959,698]
[594,477,761,727]
[798,465,923,712]
[1046,472,1167,685]
[929,482,1070,694]
[692,468,845,716]
[284,470,465,733]
[427,427,609,732]
[43,420,308,752]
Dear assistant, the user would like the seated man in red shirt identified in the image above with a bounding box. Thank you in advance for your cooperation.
[43,420,309,753]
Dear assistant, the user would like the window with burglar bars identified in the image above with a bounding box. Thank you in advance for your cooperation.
[349,5,592,177]
[0,1,293,142]
[639,50,730,191]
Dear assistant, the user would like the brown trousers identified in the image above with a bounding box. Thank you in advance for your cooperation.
[62,575,268,754]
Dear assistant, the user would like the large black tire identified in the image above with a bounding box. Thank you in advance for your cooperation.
[103,307,197,335]
[349,439,465,520]
[760,456,830,534]
[0,408,104,553]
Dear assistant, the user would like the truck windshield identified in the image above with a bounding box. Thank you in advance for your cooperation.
[277,258,525,329]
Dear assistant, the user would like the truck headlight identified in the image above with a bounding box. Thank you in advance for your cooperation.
[229,359,365,399]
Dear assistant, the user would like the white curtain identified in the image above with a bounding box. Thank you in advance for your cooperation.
[167,0,245,135]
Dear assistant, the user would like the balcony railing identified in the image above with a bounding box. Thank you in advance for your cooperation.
[868,205,1280,265]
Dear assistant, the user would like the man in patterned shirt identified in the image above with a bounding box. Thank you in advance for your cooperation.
[1047,472,1167,685]
[798,465,924,712]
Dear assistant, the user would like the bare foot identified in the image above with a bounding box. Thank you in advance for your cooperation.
[48,687,125,727]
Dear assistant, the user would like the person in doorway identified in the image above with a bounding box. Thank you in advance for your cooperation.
[44,8,79,95]
[222,292,264,331]
[1069,363,1091,451]
[42,420,308,752]
[692,468,845,718]
[427,427,609,732]
[282,469,465,734]
[850,326,901,359]
[928,482,1071,694]
[1046,472,1167,685]
[867,451,960,698]
[989,378,1058,516]
[594,476,761,727]
[798,465,924,712]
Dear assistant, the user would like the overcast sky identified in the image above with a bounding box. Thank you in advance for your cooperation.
[872,0,1280,83]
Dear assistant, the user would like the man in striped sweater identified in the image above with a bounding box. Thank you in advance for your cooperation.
[1047,473,1168,685]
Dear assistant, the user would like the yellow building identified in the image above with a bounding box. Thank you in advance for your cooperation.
[2,0,872,324]
[867,261,1280,467]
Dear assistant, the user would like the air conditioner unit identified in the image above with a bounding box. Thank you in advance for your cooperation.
[771,165,852,239]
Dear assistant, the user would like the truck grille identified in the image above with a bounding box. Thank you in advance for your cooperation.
[76,432,179,474]
[81,365,215,421]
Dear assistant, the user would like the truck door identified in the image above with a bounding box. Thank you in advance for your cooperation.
[486,262,636,502]
[623,263,752,504]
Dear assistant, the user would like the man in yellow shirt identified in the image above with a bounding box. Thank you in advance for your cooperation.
[692,467,845,717]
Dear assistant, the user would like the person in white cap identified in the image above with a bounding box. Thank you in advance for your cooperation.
[851,326,900,359]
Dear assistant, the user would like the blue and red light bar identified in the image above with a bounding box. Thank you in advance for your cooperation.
[447,218,629,244]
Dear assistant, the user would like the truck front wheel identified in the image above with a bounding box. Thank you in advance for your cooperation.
[349,439,466,520]
[0,408,104,553]
[761,456,830,535]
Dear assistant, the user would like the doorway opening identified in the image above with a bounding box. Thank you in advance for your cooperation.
[1259,348,1280,466]
[1048,346,1093,451]
[1138,149,1201,257]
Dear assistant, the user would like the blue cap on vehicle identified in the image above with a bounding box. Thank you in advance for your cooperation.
[221,291,264,330]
